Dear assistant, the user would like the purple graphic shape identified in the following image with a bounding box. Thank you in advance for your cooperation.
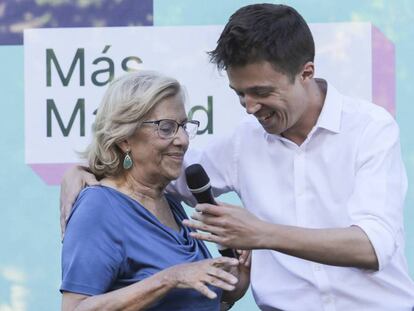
[372,25,395,116]
[30,163,78,186]
[0,0,153,45]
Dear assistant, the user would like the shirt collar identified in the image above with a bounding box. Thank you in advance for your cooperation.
[314,81,343,134]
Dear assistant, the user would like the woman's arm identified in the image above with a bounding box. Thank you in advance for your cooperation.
[62,269,178,311]
[62,257,239,311]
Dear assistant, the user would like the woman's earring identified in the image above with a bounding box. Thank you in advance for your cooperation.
[123,150,133,170]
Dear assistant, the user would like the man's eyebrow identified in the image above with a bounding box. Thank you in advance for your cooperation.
[229,85,275,93]
[248,86,275,93]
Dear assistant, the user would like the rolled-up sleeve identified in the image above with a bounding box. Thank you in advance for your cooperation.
[348,116,407,271]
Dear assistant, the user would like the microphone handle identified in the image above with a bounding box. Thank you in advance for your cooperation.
[192,191,217,205]
[192,188,238,258]
[218,248,239,258]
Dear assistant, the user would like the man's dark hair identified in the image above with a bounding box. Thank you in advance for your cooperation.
[209,3,315,80]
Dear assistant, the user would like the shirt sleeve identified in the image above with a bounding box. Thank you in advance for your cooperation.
[166,129,240,207]
[61,187,124,295]
[348,113,407,271]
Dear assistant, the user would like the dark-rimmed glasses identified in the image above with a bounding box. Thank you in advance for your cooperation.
[142,119,200,139]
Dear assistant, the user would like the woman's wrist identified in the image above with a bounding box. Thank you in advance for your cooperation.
[158,265,180,290]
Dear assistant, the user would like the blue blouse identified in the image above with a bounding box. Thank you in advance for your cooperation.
[61,185,221,311]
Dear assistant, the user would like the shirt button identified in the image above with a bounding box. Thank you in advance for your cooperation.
[323,295,333,304]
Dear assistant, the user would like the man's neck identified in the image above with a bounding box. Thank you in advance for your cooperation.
[282,78,327,146]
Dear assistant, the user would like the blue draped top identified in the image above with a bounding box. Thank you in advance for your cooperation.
[61,185,221,311]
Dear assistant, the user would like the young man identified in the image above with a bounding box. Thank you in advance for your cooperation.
[62,4,414,310]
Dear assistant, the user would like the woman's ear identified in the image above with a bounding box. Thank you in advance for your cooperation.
[117,140,130,154]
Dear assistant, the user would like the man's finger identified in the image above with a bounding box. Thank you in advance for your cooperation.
[190,211,221,225]
[245,251,252,267]
[189,231,223,244]
[195,203,223,215]
[238,250,251,266]
[182,219,222,236]
[60,214,66,239]
[60,201,73,238]
[84,174,100,186]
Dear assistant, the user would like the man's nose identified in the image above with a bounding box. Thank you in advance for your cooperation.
[242,95,261,114]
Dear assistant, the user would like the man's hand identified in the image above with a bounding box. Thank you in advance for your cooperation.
[60,165,99,238]
[182,202,265,249]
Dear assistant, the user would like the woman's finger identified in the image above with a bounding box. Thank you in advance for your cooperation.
[207,266,238,285]
[193,282,217,299]
[205,275,236,291]
[212,256,239,265]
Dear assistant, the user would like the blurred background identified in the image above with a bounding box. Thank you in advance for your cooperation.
[1,0,413,310]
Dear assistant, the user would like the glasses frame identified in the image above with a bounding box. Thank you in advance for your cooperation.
[142,119,200,139]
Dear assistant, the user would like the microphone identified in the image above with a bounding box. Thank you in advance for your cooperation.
[185,164,237,258]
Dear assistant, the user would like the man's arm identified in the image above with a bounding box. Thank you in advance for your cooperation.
[184,114,407,272]
[183,203,378,270]
[60,166,99,237]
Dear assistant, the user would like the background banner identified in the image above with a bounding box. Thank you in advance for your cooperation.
[24,23,393,184]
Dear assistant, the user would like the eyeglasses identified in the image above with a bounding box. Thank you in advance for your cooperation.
[142,119,200,139]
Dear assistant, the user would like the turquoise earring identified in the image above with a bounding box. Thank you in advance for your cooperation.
[123,151,133,170]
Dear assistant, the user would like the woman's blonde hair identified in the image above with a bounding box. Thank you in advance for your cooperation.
[83,70,183,178]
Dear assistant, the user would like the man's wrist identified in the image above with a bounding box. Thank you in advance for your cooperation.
[256,221,279,249]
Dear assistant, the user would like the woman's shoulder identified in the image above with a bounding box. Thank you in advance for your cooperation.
[76,185,122,207]
[78,184,110,198]
[67,185,120,227]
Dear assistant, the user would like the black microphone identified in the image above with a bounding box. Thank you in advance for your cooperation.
[185,164,237,258]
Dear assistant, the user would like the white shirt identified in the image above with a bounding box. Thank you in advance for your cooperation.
[169,83,414,310]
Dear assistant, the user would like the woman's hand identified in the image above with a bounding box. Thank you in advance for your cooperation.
[60,165,99,238]
[164,257,240,299]
[62,257,240,311]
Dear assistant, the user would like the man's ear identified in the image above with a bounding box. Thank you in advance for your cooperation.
[300,61,315,81]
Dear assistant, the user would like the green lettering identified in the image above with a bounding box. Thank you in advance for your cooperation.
[46,98,85,137]
[121,56,142,72]
[188,96,213,135]
[46,48,85,86]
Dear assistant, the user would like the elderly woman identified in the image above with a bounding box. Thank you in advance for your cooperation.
[61,71,249,310]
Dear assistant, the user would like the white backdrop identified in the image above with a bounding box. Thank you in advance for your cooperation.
[24,23,389,183]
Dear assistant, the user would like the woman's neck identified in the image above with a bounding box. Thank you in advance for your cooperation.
[101,172,180,232]
[102,171,167,205]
